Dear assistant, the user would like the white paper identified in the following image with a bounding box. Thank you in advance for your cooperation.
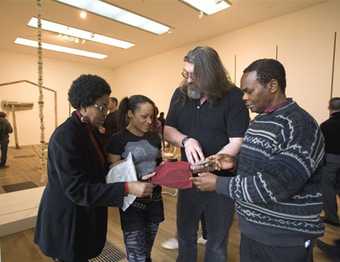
[106,153,137,211]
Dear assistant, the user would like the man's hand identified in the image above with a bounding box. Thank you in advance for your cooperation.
[127,182,154,197]
[190,172,217,192]
[207,154,235,170]
[184,138,205,164]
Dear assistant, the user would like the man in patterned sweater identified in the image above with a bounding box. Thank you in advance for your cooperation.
[192,59,325,262]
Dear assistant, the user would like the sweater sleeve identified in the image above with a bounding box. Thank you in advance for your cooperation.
[216,121,325,204]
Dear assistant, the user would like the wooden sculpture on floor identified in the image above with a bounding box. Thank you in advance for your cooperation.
[0,79,57,185]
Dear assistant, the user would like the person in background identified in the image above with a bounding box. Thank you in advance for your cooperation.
[34,75,153,262]
[316,97,340,261]
[319,97,340,226]
[0,111,13,168]
[157,112,165,134]
[192,59,325,262]
[101,96,119,140]
[164,46,249,262]
[156,112,166,148]
[107,95,164,262]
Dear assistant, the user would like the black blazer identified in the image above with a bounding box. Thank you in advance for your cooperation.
[321,111,340,155]
[34,112,125,262]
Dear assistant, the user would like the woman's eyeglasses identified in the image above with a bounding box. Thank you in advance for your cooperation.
[181,70,194,80]
[93,103,108,114]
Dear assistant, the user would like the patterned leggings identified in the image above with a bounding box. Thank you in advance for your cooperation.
[123,223,159,262]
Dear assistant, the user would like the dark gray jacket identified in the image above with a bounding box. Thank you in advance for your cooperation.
[0,118,13,142]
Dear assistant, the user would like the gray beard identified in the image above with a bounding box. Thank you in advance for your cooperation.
[187,85,202,100]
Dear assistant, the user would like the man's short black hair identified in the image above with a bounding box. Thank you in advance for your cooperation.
[68,74,111,109]
[329,97,340,111]
[243,59,286,93]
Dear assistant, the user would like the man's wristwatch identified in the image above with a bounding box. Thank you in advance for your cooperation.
[181,136,190,147]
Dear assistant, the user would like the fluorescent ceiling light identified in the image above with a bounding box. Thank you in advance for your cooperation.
[28,17,134,49]
[80,10,87,19]
[56,0,170,35]
[181,0,231,15]
[14,37,107,59]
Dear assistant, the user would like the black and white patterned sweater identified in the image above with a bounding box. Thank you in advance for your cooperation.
[216,99,325,245]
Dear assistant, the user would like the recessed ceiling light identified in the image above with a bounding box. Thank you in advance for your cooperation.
[56,0,170,35]
[28,17,134,49]
[181,0,231,15]
[14,37,107,59]
[79,10,87,19]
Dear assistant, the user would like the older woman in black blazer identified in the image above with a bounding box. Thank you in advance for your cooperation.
[34,75,153,262]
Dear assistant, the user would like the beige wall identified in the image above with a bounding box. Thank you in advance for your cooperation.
[110,0,340,123]
[1,0,340,146]
[0,51,114,146]
[334,30,340,98]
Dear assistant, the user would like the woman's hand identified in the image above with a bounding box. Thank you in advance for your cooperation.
[109,159,125,169]
[127,182,154,197]
[141,172,156,180]
[107,153,121,166]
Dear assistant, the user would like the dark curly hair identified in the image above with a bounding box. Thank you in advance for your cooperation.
[243,59,286,93]
[68,74,111,109]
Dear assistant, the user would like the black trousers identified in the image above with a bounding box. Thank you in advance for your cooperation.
[321,154,340,223]
[0,140,8,166]
[176,188,234,262]
[240,234,314,262]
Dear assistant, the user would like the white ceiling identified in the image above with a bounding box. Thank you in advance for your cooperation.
[0,0,327,69]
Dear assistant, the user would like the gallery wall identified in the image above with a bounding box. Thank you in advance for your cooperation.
[1,0,340,146]
[110,0,340,122]
[0,51,115,146]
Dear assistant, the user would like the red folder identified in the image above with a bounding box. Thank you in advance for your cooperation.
[151,161,192,189]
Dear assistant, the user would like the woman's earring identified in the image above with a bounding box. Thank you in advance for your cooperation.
[81,115,89,123]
